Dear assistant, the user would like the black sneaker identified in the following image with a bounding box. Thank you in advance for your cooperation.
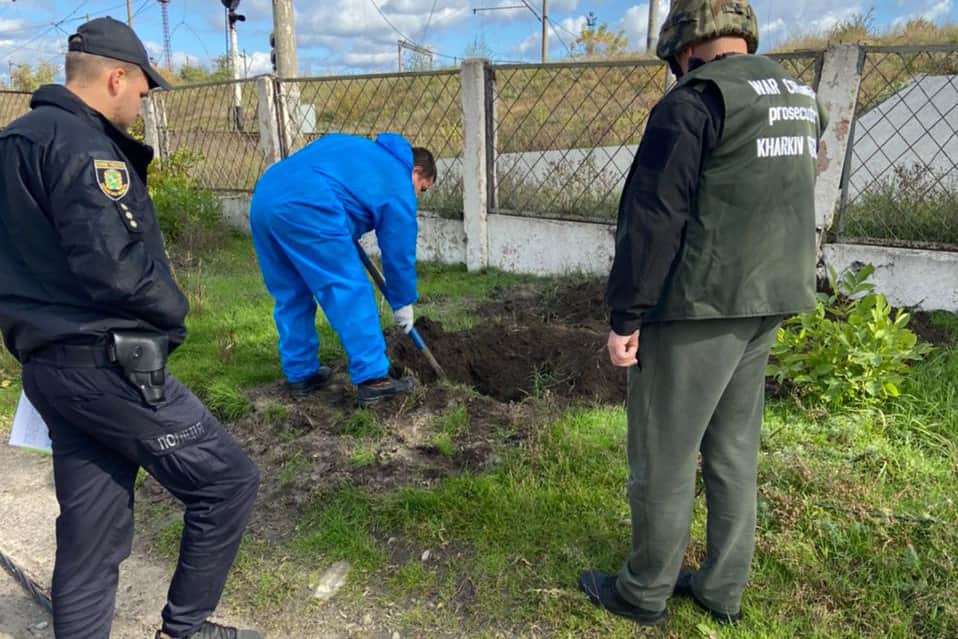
[578,570,668,626]
[155,620,263,639]
[673,568,741,624]
[355,376,415,407]
[286,366,332,400]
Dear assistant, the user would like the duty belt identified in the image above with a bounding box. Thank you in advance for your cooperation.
[27,343,115,368]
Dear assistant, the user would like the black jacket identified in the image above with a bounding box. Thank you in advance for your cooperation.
[0,84,187,362]
[606,82,724,335]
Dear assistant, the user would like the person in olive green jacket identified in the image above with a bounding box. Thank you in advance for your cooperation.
[579,0,827,627]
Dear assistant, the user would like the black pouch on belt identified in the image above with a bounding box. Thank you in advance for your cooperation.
[109,331,169,406]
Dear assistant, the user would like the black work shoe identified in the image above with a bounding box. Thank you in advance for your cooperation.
[286,366,332,400]
[579,570,668,626]
[673,569,741,624]
[155,620,263,638]
[355,376,415,407]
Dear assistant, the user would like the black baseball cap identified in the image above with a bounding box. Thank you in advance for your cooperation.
[68,17,169,90]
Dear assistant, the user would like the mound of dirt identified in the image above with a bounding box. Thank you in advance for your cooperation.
[388,316,625,404]
[220,378,532,542]
[908,311,955,347]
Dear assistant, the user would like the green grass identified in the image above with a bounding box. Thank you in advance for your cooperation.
[340,409,383,439]
[0,344,20,434]
[2,234,957,637]
[431,405,470,457]
[841,167,958,246]
[349,446,377,467]
[272,364,958,638]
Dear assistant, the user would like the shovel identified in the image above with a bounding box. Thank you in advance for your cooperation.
[353,240,446,380]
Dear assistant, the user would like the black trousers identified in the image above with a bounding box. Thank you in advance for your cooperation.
[22,347,260,639]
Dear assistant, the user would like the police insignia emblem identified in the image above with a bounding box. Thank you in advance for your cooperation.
[93,159,130,200]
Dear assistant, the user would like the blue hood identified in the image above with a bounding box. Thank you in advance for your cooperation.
[375,133,413,171]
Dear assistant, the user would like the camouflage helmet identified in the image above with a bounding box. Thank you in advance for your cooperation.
[656,0,759,62]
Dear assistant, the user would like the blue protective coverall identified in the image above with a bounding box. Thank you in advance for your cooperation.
[249,133,419,385]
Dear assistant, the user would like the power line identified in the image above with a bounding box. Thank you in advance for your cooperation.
[518,0,541,21]
[0,1,129,36]
[553,17,580,42]
[369,0,413,42]
[370,0,525,66]
[133,0,152,19]
[420,0,439,42]
[0,1,90,62]
[547,18,573,54]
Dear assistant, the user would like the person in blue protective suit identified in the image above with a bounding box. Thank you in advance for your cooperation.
[249,132,436,406]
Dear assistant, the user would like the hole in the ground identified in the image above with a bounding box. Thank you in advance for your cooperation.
[388,317,625,403]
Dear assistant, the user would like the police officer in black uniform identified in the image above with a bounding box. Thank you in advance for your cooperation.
[0,18,262,639]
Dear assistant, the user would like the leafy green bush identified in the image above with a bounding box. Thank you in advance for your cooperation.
[148,149,225,249]
[767,265,933,408]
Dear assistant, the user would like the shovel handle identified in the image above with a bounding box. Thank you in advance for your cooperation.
[354,240,446,379]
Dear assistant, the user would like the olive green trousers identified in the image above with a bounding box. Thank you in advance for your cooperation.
[615,316,781,615]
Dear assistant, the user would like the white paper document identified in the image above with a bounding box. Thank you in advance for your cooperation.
[9,390,52,453]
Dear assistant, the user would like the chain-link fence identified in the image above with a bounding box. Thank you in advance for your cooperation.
[491,59,668,221]
[489,53,824,223]
[278,69,464,217]
[159,79,265,193]
[838,44,958,249]
[767,50,825,90]
[0,90,32,129]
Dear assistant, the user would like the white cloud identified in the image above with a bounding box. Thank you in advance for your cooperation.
[763,19,787,38]
[282,0,471,71]
[758,2,866,47]
[515,32,540,55]
[343,51,396,67]
[240,51,274,76]
[892,0,953,26]
[621,1,668,49]
[924,0,954,20]
[0,18,31,35]
[810,7,866,34]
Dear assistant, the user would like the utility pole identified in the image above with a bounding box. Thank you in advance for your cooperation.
[271,0,297,77]
[126,0,133,27]
[397,39,434,72]
[541,0,548,63]
[223,1,246,131]
[647,0,660,53]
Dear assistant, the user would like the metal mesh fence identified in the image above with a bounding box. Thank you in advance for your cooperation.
[489,54,823,223]
[159,79,265,192]
[278,70,464,217]
[0,90,32,129]
[767,51,825,89]
[839,45,958,249]
[491,60,668,221]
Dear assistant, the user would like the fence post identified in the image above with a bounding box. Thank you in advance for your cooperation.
[141,92,163,162]
[461,58,491,271]
[485,64,497,212]
[256,76,283,165]
[814,44,864,260]
[276,80,299,158]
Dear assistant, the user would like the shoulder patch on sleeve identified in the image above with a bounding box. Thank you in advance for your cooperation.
[93,159,130,201]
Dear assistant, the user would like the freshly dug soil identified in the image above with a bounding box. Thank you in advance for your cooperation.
[388,317,625,404]
[908,311,954,347]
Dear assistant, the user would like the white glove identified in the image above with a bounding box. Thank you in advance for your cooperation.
[393,304,414,333]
